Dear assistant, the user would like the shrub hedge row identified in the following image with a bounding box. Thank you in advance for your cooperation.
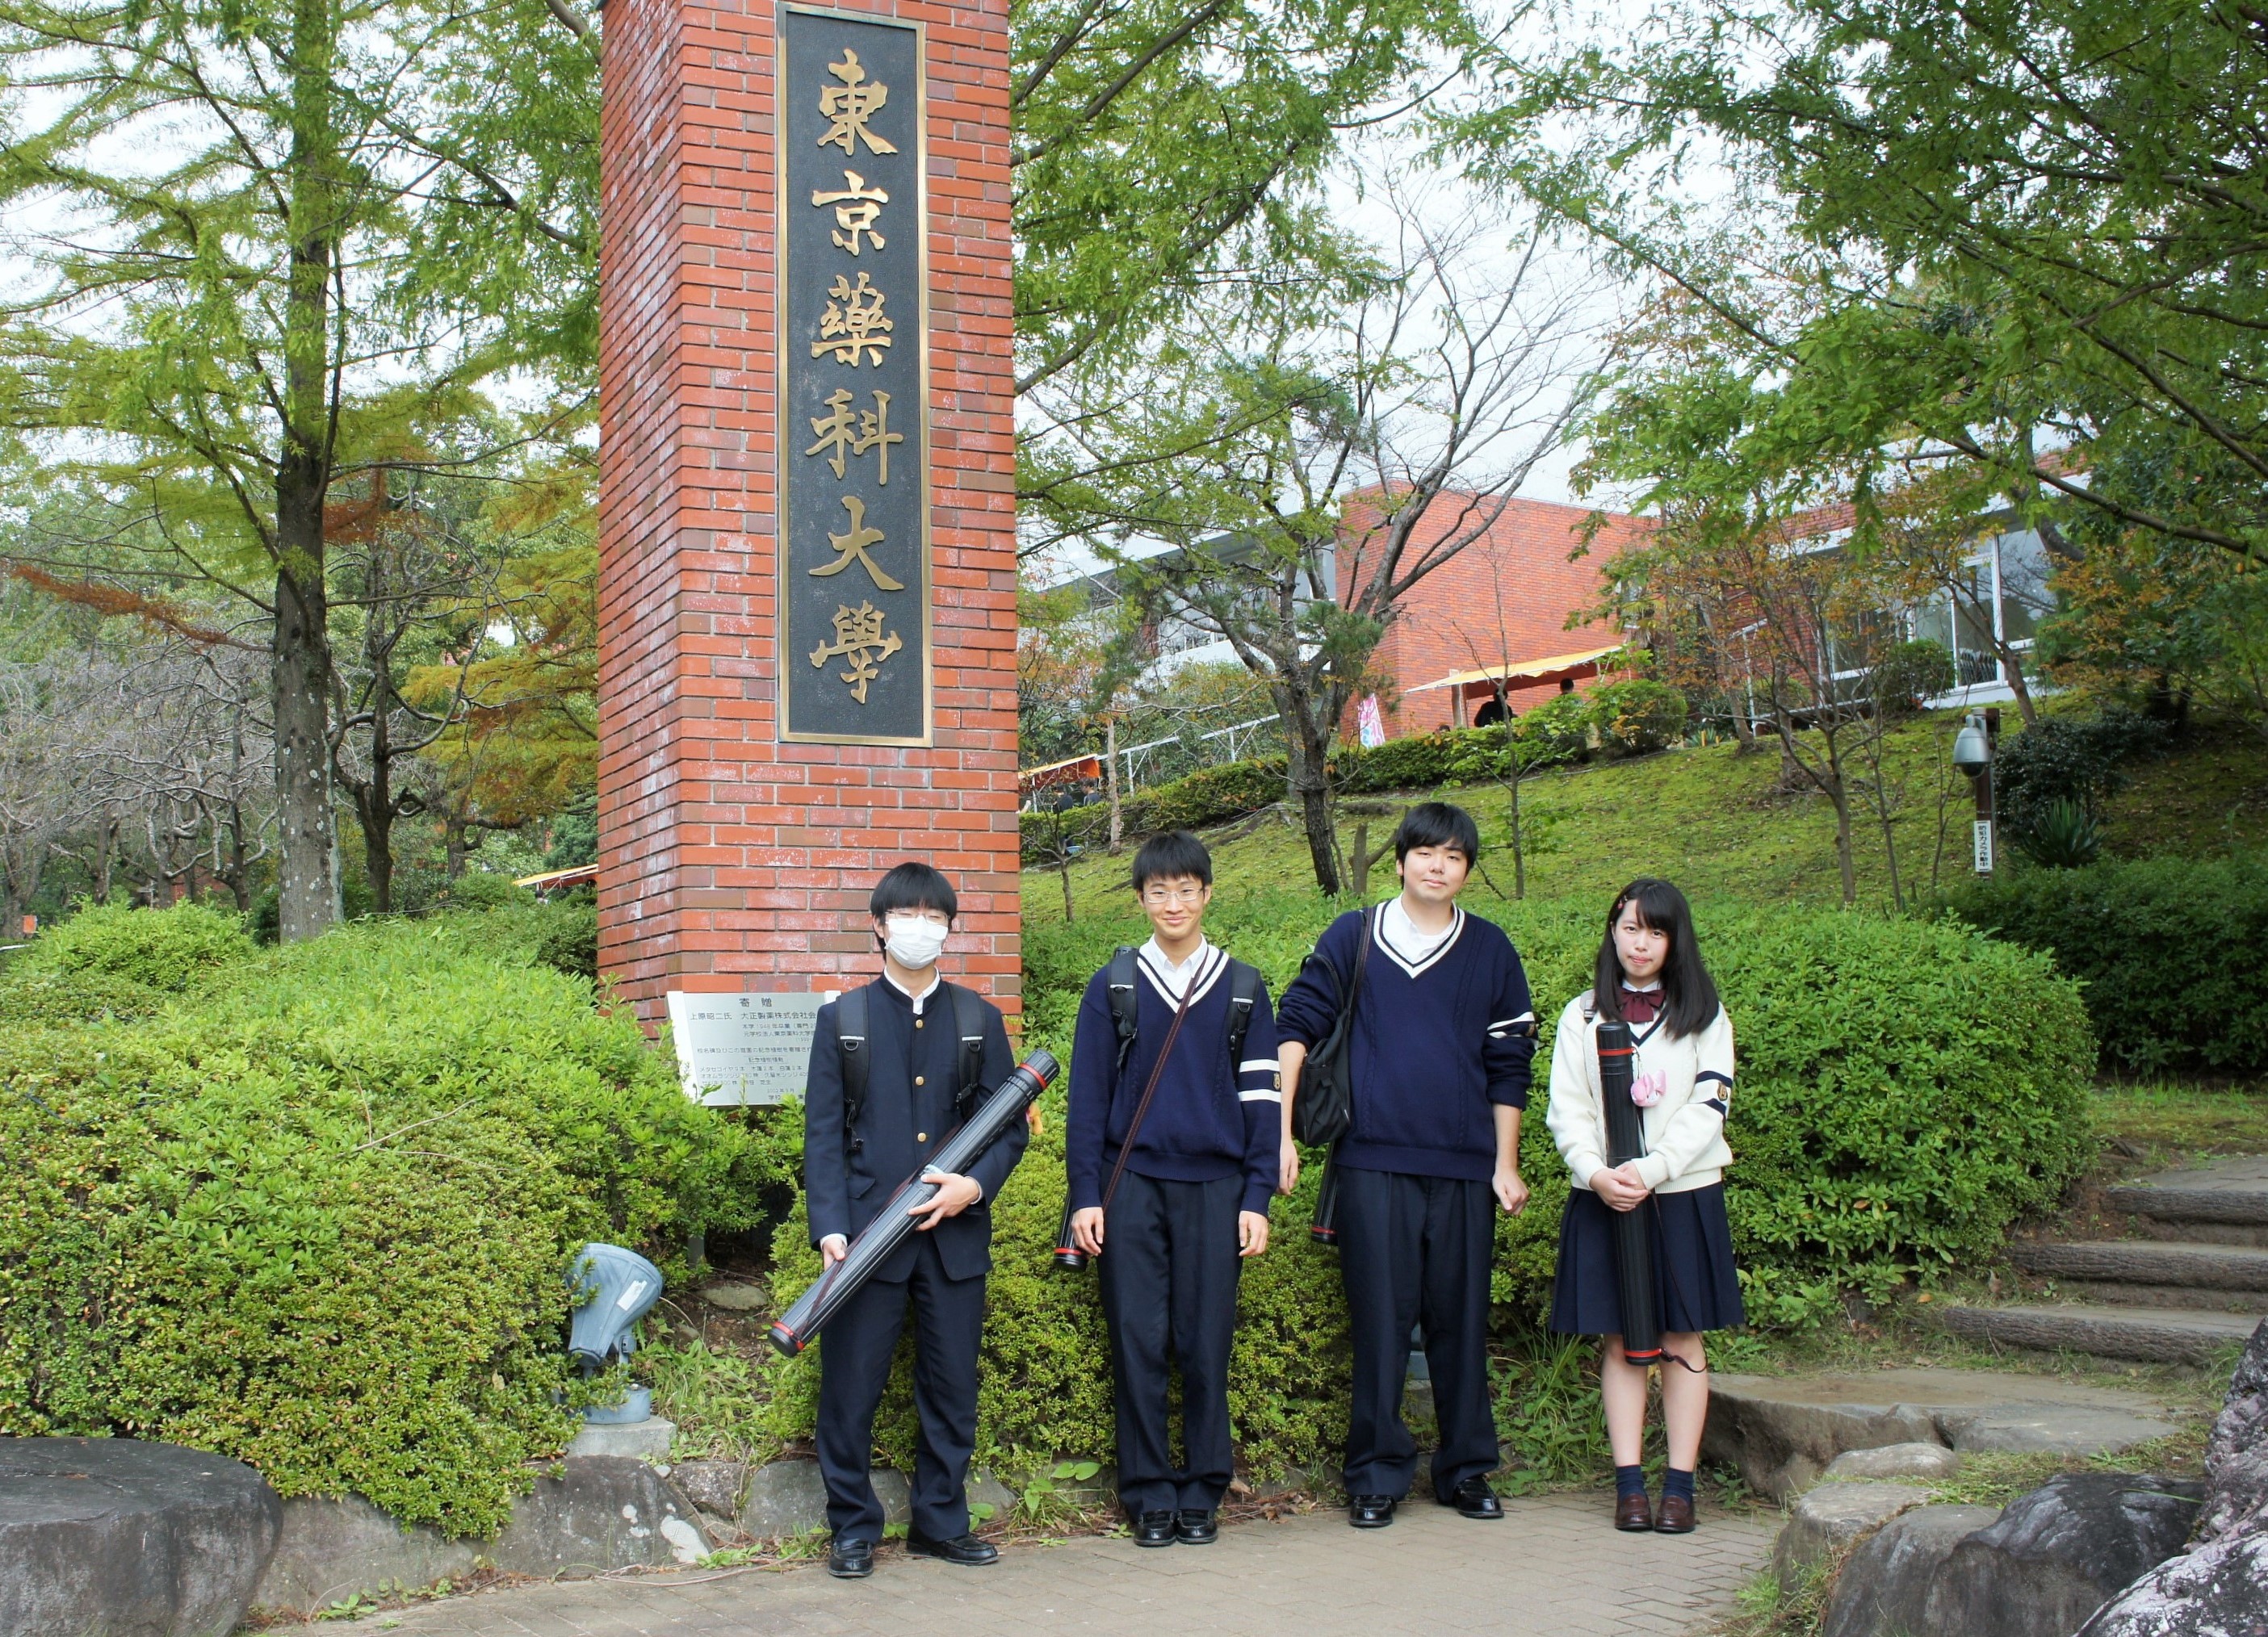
[0,903,767,1536]
[763,890,2095,1479]
[1947,855,2268,1074]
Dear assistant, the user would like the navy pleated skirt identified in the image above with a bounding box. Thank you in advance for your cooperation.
[1549,1182,1745,1336]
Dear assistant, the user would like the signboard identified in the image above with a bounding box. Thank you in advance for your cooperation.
[778,5,930,745]
[665,990,833,1106]
[1972,818,1994,875]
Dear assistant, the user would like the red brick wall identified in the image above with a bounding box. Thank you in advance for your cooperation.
[1344,496,1651,737]
[597,0,1021,1022]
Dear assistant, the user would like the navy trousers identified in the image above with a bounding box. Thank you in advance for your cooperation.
[1335,1166,1499,1501]
[1096,1170,1244,1515]
[815,1232,986,1543]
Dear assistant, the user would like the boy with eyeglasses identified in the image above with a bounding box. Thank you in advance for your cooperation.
[1065,830,1279,1548]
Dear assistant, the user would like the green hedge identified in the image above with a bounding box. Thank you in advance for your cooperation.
[1020,723,1587,865]
[1948,855,2268,1074]
[761,890,2095,1475]
[0,904,765,1535]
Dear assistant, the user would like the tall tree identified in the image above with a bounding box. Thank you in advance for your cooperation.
[0,0,595,939]
[1034,202,1599,893]
[1450,0,2268,561]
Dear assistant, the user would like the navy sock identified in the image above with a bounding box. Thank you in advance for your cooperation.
[1663,1467,1696,1502]
[1615,1464,1647,1500]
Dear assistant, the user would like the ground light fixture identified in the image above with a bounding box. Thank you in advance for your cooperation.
[568,1243,663,1424]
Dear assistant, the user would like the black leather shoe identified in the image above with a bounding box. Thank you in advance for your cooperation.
[904,1530,999,1566]
[1444,1476,1503,1519]
[1348,1494,1398,1529]
[1133,1510,1178,1547]
[827,1536,874,1578]
[1175,1509,1218,1544]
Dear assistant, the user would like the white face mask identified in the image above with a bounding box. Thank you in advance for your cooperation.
[883,914,949,970]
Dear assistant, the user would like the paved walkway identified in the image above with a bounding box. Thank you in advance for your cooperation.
[380,1493,1776,1637]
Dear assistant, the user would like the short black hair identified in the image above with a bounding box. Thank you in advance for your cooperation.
[869,861,958,923]
[1130,830,1212,892]
[1393,801,1481,864]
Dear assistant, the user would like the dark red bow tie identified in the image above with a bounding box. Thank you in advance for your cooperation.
[1620,985,1663,1024]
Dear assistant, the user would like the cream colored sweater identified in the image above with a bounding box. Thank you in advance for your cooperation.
[1546,992,1735,1195]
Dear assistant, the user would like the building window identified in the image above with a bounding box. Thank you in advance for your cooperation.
[1905,530,2053,700]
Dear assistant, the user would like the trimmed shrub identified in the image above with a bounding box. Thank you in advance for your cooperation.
[1948,855,2268,1074]
[1588,679,1688,756]
[1513,691,1595,762]
[1872,639,1956,714]
[1996,708,2169,830]
[763,890,2094,1474]
[0,912,763,1535]
[12,900,253,991]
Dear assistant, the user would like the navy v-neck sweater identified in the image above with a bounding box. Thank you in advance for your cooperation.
[1276,905,1537,1181]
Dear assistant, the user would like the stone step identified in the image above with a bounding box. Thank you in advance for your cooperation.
[1939,1300,2262,1365]
[2106,1157,2268,1247]
[2011,1238,2268,1295]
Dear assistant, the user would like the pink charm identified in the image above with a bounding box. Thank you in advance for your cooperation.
[1630,1070,1666,1108]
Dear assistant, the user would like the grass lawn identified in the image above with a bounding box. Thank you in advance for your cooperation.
[1025,705,2268,924]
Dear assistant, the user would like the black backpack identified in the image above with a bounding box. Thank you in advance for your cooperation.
[833,981,988,1156]
[1104,945,1263,1086]
[1289,906,1372,1146]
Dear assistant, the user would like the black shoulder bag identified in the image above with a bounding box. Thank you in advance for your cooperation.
[1290,906,1371,1147]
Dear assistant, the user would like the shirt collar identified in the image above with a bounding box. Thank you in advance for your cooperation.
[1137,936,1222,1004]
[882,966,941,1015]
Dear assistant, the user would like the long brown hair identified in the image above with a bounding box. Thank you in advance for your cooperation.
[1594,877,1720,1039]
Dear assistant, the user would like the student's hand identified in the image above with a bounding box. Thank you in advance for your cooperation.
[1492,1165,1529,1217]
[1239,1211,1271,1258]
[1591,1167,1650,1213]
[908,1172,983,1229]
[1278,1145,1301,1195]
[1025,1104,1045,1136]
[819,1234,849,1266]
[1070,1206,1106,1256]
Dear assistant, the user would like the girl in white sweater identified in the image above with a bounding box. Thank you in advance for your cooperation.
[1546,878,1742,1535]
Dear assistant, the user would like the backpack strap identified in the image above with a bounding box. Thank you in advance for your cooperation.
[948,982,988,1118]
[1225,959,1262,1064]
[836,984,870,1156]
[1107,946,1140,1080]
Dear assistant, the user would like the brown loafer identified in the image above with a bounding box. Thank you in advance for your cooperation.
[1615,1490,1654,1531]
[1654,1493,1696,1534]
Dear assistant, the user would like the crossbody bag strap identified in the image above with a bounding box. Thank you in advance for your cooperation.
[836,984,870,1155]
[1098,978,1197,1218]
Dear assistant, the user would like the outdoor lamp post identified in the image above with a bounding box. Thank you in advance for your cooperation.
[1951,708,2001,873]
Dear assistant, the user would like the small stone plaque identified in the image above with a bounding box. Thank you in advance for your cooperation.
[665,991,833,1107]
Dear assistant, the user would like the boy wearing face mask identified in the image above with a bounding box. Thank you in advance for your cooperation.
[802,862,1021,1580]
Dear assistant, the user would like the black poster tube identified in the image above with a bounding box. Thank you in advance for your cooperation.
[1596,1019,1662,1365]
[769,1050,1058,1356]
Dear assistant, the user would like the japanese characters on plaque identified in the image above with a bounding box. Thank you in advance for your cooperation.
[779,7,929,743]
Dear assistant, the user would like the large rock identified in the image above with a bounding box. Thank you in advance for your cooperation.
[1822,1442,1963,1484]
[1707,1370,2178,1500]
[739,1459,828,1540]
[1771,1482,1934,1592]
[2198,1315,2268,1543]
[253,1496,480,1617]
[2076,1316,2268,1637]
[0,1436,283,1637]
[2075,1526,2268,1637]
[251,1457,708,1618]
[1822,1504,2003,1637]
[1927,1472,2203,1637]
[487,1456,708,1577]
[671,1459,750,1520]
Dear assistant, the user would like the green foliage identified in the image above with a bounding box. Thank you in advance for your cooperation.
[642,1339,778,1466]
[1588,679,1688,756]
[1994,710,2169,831]
[1951,856,2268,1074]
[1872,640,1956,714]
[12,901,254,991]
[0,969,169,1024]
[2010,798,2103,869]
[1514,691,1597,762]
[0,910,761,1535]
[532,898,600,982]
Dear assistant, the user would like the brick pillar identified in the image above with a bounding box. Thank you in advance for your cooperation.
[596,0,1019,1021]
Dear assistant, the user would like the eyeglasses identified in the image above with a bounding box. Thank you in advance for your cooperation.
[1140,885,1207,906]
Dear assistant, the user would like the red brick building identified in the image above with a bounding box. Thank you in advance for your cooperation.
[1347,494,1651,738]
